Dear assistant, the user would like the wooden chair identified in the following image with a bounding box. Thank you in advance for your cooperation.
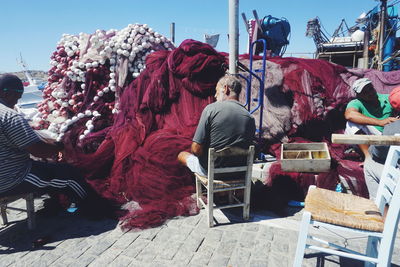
[0,193,36,230]
[293,145,400,266]
[195,145,255,227]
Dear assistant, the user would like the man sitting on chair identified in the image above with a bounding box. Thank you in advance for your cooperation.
[177,74,256,177]
[0,74,105,217]
[345,78,399,159]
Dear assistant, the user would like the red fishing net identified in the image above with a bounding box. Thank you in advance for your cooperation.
[64,39,227,229]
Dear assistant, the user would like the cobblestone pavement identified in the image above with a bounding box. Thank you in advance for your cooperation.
[0,197,399,267]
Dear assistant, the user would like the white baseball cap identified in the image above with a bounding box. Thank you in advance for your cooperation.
[352,78,372,94]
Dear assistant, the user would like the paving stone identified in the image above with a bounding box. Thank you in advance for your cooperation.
[19,249,45,263]
[32,258,57,267]
[268,252,289,267]
[145,259,174,267]
[51,255,77,267]
[85,238,116,255]
[249,258,269,267]
[152,227,177,243]
[252,239,271,259]
[200,229,224,249]
[110,255,135,267]
[257,225,274,241]
[128,259,146,267]
[181,234,204,252]
[172,248,194,265]
[208,254,230,267]
[111,231,140,250]
[171,259,194,267]
[238,231,257,249]
[168,226,193,242]
[0,255,17,266]
[156,241,183,260]
[72,253,97,267]
[36,251,63,266]
[215,240,237,257]
[138,227,162,241]
[192,219,210,236]
[205,228,223,242]
[106,226,125,239]
[190,244,214,266]
[135,242,159,262]
[244,223,260,232]
[271,235,290,254]
[88,247,124,266]
[228,247,251,267]
[220,228,242,242]
[166,217,184,228]
[122,239,150,258]
[180,214,202,227]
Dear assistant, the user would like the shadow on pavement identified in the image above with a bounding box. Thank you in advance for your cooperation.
[0,212,118,255]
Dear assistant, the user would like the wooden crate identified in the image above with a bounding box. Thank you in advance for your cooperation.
[280,143,331,172]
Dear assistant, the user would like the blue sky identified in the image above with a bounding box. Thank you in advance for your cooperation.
[0,0,384,72]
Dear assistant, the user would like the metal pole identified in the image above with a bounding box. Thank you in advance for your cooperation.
[170,22,175,44]
[229,0,239,74]
[362,30,370,68]
[378,0,387,70]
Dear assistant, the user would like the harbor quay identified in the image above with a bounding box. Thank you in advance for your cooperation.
[0,197,399,267]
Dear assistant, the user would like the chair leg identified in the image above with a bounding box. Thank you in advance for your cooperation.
[207,185,214,227]
[228,191,234,204]
[195,177,202,209]
[293,211,312,267]
[25,194,35,230]
[243,186,251,221]
[1,204,8,225]
[364,236,378,267]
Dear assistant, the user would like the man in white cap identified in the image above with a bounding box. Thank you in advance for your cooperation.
[345,78,399,159]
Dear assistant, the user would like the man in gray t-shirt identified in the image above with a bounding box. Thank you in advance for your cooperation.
[178,75,255,177]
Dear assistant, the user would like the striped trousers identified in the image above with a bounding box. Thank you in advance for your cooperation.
[0,161,88,201]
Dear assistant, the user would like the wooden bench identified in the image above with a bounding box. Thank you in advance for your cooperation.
[0,193,35,230]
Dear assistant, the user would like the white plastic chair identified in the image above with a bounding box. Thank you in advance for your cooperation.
[195,145,255,227]
[293,145,400,267]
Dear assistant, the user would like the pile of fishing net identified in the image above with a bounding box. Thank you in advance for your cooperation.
[36,21,227,229]
[240,56,400,209]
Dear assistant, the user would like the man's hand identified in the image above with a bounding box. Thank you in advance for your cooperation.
[378,117,400,126]
[26,141,64,159]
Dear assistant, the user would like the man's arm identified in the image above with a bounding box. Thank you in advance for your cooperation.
[25,141,64,159]
[345,107,399,127]
[191,142,203,157]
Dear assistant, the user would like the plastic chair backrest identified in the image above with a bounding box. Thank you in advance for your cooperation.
[374,145,400,264]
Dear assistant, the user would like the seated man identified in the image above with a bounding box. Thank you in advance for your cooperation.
[345,78,399,158]
[177,74,256,177]
[0,74,98,214]
[364,86,400,199]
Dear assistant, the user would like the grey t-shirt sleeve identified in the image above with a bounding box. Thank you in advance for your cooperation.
[193,106,210,144]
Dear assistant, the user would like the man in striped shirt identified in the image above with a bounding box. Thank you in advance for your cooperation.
[0,74,90,211]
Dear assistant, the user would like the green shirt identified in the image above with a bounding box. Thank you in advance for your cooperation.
[346,93,394,132]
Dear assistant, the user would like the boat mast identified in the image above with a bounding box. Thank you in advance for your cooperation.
[17,54,36,86]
